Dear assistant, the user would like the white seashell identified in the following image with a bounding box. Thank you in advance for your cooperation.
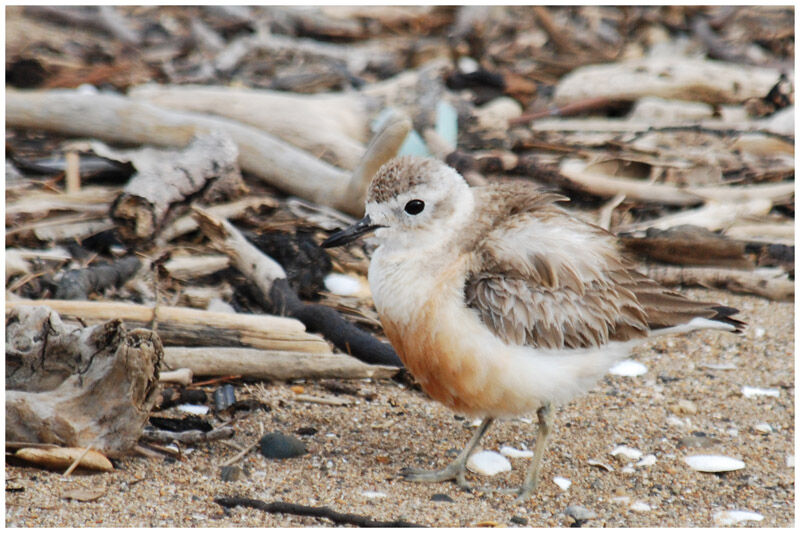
[753,327,765,338]
[700,362,737,370]
[177,404,209,415]
[636,454,657,467]
[611,445,643,461]
[323,273,362,296]
[466,450,512,476]
[684,454,745,472]
[742,386,780,398]
[553,476,571,491]
[786,455,794,468]
[361,491,387,499]
[500,445,533,459]
[630,501,651,512]
[713,509,764,526]
[621,466,636,474]
[608,359,647,376]
[753,422,773,434]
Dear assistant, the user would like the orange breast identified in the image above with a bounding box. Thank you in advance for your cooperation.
[381,298,489,416]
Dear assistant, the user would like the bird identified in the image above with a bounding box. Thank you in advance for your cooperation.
[321,155,744,503]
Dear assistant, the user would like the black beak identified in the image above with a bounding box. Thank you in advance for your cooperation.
[321,215,383,248]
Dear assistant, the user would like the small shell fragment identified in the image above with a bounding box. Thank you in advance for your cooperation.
[361,490,387,499]
[323,273,363,296]
[636,454,657,467]
[713,509,764,526]
[684,454,745,473]
[608,359,647,376]
[611,445,643,461]
[466,450,512,476]
[553,476,571,491]
[742,386,780,398]
[630,501,651,512]
[177,404,209,415]
[500,445,533,459]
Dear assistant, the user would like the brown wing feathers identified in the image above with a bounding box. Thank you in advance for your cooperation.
[463,183,744,351]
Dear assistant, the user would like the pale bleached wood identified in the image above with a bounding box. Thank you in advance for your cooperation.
[617,199,773,234]
[163,347,398,380]
[163,254,230,281]
[560,158,795,206]
[554,57,781,106]
[129,84,369,169]
[158,368,193,386]
[6,186,117,217]
[640,265,793,302]
[159,196,278,243]
[6,89,352,211]
[6,299,305,334]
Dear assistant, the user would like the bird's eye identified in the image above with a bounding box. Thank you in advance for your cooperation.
[404,199,425,215]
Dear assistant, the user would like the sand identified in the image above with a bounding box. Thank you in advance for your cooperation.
[5,289,794,527]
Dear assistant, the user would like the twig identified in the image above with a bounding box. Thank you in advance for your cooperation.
[219,440,259,468]
[215,497,425,527]
[294,394,352,406]
[63,438,100,476]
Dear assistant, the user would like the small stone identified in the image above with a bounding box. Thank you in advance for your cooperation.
[500,445,533,459]
[608,359,647,377]
[323,273,362,296]
[361,490,387,499]
[509,515,528,526]
[630,501,651,512]
[467,450,511,476]
[565,505,597,523]
[611,445,643,461]
[259,432,307,459]
[753,422,773,434]
[553,476,571,491]
[741,386,780,398]
[677,435,722,449]
[684,454,745,473]
[753,327,766,338]
[290,385,305,394]
[713,509,764,526]
[430,493,454,503]
[220,465,244,482]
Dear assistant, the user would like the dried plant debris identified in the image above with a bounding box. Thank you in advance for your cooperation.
[4,6,794,527]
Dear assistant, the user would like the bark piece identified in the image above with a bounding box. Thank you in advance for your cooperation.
[105,132,245,244]
[5,305,162,456]
[620,226,751,269]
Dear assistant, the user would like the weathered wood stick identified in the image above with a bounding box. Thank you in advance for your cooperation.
[129,84,369,169]
[6,299,308,335]
[193,208,403,367]
[140,426,234,444]
[640,265,793,301]
[159,196,278,243]
[158,368,193,386]
[560,158,795,206]
[163,254,230,281]
[162,347,398,380]
[6,89,352,211]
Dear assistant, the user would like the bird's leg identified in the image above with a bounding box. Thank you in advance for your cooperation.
[514,402,554,503]
[401,417,493,490]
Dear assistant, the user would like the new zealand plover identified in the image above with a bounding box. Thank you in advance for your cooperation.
[322,155,743,502]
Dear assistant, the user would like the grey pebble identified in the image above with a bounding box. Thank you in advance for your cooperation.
[259,432,307,459]
[565,505,597,524]
[510,515,528,525]
[430,493,454,503]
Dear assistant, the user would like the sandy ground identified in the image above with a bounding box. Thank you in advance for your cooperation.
[5,289,794,527]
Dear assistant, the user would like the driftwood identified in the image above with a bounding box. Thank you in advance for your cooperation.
[640,265,793,301]
[559,158,795,206]
[159,196,278,243]
[158,368,193,386]
[163,347,398,380]
[14,447,114,472]
[6,186,117,219]
[5,299,331,354]
[193,208,403,367]
[617,199,774,234]
[554,57,782,106]
[129,84,369,170]
[103,132,245,244]
[54,255,141,300]
[6,305,161,456]
[141,426,234,444]
[162,254,230,281]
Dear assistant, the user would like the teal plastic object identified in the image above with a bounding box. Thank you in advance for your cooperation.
[435,101,458,148]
